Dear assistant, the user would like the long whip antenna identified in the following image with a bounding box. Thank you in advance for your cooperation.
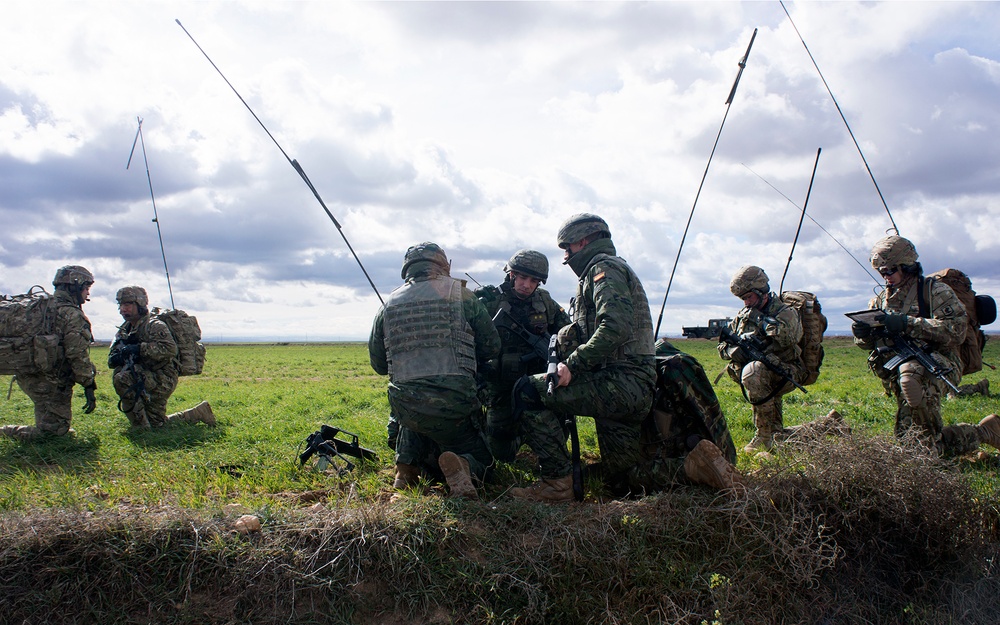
[779,1,898,235]
[175,19,384,305]
[654,28,757,339]
[778,147,821,294]
[741,162,880,285]
[127,117,176,308]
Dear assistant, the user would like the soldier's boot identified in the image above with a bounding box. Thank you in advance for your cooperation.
[438,452,477,499]
[745,400,783,453]
[975,414,1000,451]
[392,463,421,489]
[684,440,744,490]
[976,379,990,397]
[509,475,574,503]
[167,401,216,426]
[0,425,41,441]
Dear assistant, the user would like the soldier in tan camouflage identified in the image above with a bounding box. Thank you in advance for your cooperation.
[2,266,98,441]
[108,286,215,429]
[852,235,999,455]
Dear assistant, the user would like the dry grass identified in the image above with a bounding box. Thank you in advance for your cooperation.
[2,432,998,624]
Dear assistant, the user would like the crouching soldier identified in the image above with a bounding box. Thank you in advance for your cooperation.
[642,339,744,491]
[109,286,215,429]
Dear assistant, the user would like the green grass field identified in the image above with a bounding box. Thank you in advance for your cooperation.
[1,337,998,624]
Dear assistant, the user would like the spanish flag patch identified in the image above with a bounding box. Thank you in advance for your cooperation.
[594,272,606,282]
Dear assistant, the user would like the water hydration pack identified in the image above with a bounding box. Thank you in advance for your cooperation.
[151,308,206,376]
[779,291,827,386]
[0,286,62,375]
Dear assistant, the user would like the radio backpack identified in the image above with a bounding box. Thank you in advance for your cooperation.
[779,291,828,386]
[926,269,996,376]
[151,308,206,376]
[0,286,62,375]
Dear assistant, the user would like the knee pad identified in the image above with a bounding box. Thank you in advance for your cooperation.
[898,361,924,408]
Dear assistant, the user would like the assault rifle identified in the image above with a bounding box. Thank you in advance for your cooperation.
[545,334,583,502]
[719,326,807,395]
[299,424,378,475]
[876,332,962,395]
[492,308,550,363]
[109,334,151,425]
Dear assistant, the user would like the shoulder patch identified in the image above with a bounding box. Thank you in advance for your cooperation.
[594,272,606,282]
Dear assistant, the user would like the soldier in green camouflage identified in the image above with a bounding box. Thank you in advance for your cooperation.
[475,250,571,462]
[369,242,501,499]
[509,214,657,503]
[852,235,1000,455]
[2,266,97,441]
[108,286,215,429]
[719,265,809,453]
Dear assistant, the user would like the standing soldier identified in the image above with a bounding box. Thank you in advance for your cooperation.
[509,214,657,502]
[2,265,97,441]
[369,243,501,499]
[108,286,215,429]
[852,235,999,454]
[475,250,571,462]
[719,266,809,453]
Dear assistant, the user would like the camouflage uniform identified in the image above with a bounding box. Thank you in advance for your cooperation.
[515,235,656,483]
[721,298,805,448]
[640,339,738,488]
[476,276,570,461]
[110,312,180,428]
[855,271,980,455]
[369,246,501,484]
[12,288,96,437]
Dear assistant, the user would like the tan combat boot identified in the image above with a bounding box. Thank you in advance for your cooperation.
[509,475,574,503]
[167,401,216,426]
[392,463,421,489]
[685,440,744,490]
[1,425,40,441]
[976,414,1000,450]
[743,429,775,454]
[438,452,477,499]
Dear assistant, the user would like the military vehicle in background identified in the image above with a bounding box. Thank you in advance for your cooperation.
[681,318,732,339]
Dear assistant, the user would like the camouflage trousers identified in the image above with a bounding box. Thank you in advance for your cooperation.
[730,360,802,433]
[13,372,74,435]
[483,380,522,463]
[113,366,178,428]
[388,384,493,481]
[889,363,979,456]
[515,366,655,479]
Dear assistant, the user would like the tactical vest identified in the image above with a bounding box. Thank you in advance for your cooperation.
[573,253,655,365]
[383,276,477,382]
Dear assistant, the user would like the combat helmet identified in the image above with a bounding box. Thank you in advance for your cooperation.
[729,265,769,298]
[116,285,149,308]
[52,265,94,288]
[869,235,918,273]
[505,249,549,283]
[556,214,611,249]
[401,242,450,279]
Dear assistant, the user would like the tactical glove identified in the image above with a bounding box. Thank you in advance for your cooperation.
[121,343,141,360]
[880,313,908,336]
[108,348,124,368]
[83,382,97,414]
[851,322,872,339]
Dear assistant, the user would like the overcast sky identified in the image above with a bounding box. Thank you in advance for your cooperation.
[2,1,998,341]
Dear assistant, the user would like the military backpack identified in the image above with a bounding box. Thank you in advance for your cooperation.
[0,286,63,375]
[924,269,996,376]
[779,290,827,386]
[151,307,206,376]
